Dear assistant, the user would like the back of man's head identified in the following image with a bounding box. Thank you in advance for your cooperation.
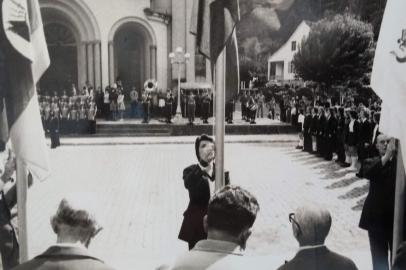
[293,204,331,246]
[207,185,259,237]
[51,193,102,246]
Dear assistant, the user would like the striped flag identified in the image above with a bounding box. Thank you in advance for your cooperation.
[190,0,240,101]
[371,0,406,170]
[0,0,50,181]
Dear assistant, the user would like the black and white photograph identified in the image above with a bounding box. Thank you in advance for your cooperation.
[1,0,405,269]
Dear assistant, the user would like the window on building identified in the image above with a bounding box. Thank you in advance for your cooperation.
[195,52,206,82]
[291,41,297,51]
[288,61,296,74]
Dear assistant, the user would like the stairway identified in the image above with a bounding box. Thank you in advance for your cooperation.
[96,123,171,137]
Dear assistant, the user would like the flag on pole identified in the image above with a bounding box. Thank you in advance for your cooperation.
[0,0,50,181]
[371,0,406,171]
[190,0,240,101]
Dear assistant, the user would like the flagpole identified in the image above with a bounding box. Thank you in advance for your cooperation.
[16,158,29,262]
[392,143,406,265]
[214,49,226,191]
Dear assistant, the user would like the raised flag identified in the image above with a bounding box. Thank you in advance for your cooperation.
[190,0,240,101]
[371,0,406,171]
[0,0,50,181]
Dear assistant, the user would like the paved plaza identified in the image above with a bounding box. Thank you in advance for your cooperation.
[23,136,371,270]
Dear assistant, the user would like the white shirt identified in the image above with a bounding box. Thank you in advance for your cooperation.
[349,119,355,132]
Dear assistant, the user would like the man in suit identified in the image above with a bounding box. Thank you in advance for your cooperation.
[310,107,319,153]
[323,108,337,161]
[316,107,326,157]
[172,185,260,270]
[359,134,400,270]
[0,146,18,270]
[302,107,312,152]
[357,109,373,177]
[278,204,358,270]
[12,193,115,270]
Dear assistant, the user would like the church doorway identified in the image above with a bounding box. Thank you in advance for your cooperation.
[113,22,153,93]
[40,23,77,95]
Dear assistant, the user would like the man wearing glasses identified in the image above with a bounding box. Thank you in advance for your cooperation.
[278,205,358,270]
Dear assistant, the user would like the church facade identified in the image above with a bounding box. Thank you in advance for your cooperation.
[39,0,211,93]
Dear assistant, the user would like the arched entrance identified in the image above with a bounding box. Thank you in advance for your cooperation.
[41,23,77,93]
[39,0,101,93]
[109,18,157,92]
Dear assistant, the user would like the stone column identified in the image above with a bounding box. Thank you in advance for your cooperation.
[94,41,102,89]
[86,42,94,87]
[108,41,114,86]
[150,45,157,80]
[78,42,87,88]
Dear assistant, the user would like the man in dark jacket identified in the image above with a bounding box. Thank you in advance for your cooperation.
[278,204,358,270]
[323,108,337,161]
[178,135,215,250]
[359,134,398,270]
[0,147,18,270]
[302,107,312,152]
[310,107,318,153]
[12,193,115,270]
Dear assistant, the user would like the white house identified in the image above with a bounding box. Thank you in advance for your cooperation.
[267,21,311,82]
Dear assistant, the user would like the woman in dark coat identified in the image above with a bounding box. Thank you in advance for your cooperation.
[178,135,215,250]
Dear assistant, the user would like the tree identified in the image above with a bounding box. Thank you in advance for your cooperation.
[293,14,374,92]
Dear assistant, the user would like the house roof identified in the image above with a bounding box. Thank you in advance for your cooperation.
[267,20,310,62]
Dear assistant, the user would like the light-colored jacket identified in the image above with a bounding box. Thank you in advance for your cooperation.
[168,239,253,270]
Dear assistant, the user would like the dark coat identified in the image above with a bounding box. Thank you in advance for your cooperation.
[359,156,397,232]
[303,114,312,135]
[358,120,372,145]
[178,164,214,246]
[324,116,337,139]
[310,115,318,135]
[345,120,359,146]
[11,246,115,270]
[393,241,406,270]
[277,246,358,270]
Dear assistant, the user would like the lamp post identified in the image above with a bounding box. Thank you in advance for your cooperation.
[169,47,190,121]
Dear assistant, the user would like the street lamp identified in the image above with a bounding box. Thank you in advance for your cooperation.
[169,46,190,121]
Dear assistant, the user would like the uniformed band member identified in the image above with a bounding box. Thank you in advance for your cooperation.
[225,97,234,124]
[165,91,174,124]
[240,91,248,121]
[201,90,211,124]
[142,91,151,124]
[247,93,257,124]
[187,91,196,125]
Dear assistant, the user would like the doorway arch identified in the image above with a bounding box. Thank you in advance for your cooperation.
[108,17,157,92]
[39,0,101,92]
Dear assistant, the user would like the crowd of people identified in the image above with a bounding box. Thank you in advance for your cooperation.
[0,132,406,270]
[38,86,98,148]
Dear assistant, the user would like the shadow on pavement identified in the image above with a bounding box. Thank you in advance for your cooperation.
[287,147,369,211]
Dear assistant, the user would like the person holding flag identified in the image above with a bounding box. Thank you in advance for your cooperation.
[370,0,406,268]
[1,0,51,263]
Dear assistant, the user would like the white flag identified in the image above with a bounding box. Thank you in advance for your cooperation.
[371,0,406,170]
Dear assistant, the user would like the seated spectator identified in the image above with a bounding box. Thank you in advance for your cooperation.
[278,204,358,270]
[393,241,406,270]
[169,185,260,270]
[12,193,115,270]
